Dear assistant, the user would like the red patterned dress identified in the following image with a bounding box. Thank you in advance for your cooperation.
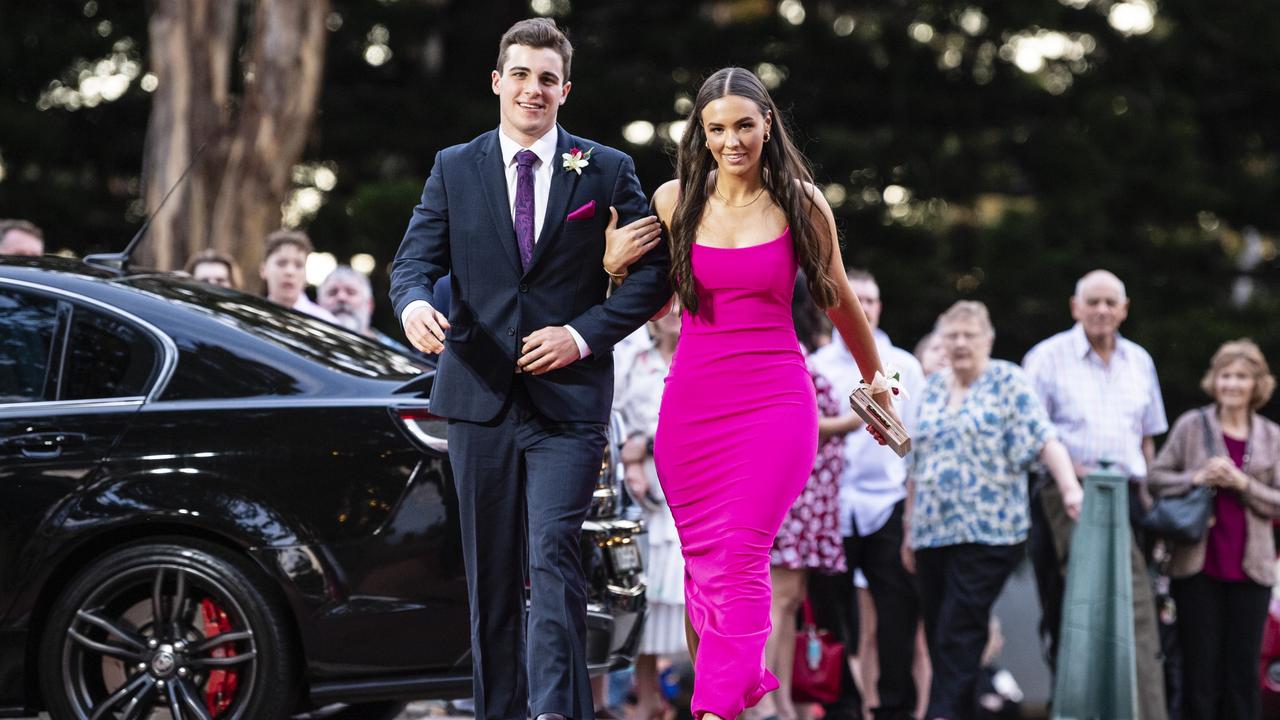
[770,360,849,574]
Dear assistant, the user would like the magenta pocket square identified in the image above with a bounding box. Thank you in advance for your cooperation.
[567,200,596,222]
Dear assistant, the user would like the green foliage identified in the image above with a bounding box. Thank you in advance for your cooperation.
[2,0,1278,420]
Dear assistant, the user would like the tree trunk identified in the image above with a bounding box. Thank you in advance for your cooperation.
[138,0,328,292]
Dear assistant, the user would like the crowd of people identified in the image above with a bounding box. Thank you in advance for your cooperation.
[8,214,1276,720]
[604,261,1279,720]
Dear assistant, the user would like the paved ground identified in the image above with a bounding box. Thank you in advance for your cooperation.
[17,700,457,719]
[396,700,459,719]
[19,566,1052,720]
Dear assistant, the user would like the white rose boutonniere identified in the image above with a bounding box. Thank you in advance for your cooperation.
[562,146,594,175]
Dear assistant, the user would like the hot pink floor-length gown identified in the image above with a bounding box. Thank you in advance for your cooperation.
[653,228,818,719]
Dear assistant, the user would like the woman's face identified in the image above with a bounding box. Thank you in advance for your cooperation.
[919,333,949,375]
[700,94,771,179]
[940,316,993,376]
[192,261,233,288]
[1213,358,1256,412]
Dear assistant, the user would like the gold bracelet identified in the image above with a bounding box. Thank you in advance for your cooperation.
[604,266,627,279]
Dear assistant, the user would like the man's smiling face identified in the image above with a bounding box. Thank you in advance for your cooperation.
[492,44,571,144]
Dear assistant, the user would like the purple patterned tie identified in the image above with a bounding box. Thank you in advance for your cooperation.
[514,149,537,270]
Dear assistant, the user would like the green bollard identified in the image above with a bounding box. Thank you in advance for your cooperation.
[1051,464,1139,720]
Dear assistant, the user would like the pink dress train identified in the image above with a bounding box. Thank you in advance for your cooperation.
[653,229,818,719]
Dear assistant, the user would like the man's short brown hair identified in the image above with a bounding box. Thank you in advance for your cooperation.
[264,229,313,260]
[0,218,43,241]
[496,18,572,81]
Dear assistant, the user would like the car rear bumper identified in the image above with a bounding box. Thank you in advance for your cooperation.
[307,517,648,707]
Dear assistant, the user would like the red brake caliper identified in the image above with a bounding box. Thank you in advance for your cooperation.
[199,598,239,716]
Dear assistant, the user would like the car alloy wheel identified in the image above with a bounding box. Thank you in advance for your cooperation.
[40,539,298,720]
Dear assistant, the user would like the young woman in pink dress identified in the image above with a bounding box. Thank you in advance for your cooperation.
[605,67,895,720]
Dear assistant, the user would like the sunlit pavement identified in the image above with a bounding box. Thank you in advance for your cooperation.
[396,700,467,719]
[16,565,1052,720]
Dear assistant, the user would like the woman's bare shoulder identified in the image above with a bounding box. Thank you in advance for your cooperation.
[793,178,834,224]
[652,180,681,224]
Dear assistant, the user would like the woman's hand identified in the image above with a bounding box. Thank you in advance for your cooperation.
[900,539,916,575]
[1201,457,1230,485]
[1192,464,1216,486]
[865,390,902,445]
[1204,457,1250,492]
[624,462,650,500]
[604,207,662,277]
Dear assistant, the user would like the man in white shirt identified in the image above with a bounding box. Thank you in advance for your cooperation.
[1023,269,1169,720]
[810,270,925,720]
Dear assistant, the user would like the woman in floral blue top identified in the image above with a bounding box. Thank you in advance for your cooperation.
[905,302,1081,720]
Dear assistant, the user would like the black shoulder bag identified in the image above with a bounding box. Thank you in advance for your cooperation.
[1140,409,1217,545]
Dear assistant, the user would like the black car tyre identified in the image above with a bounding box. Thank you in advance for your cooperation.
[39,538,299,720]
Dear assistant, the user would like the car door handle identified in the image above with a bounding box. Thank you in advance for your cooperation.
[3,432,86,459]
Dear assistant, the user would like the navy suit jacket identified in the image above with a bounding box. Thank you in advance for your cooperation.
[390,126,671,424]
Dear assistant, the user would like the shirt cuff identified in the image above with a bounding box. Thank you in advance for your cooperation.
[400,300,433,329]
[565,325,591,359]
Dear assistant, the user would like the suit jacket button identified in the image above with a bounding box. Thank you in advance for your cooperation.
[519,283,529,293]
[507,327,516,336]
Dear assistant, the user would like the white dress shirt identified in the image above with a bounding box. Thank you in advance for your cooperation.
[810,329,926,537]
[497,126,557,245]
[1022,323,1167,478]
[401,126,590,358]
[292,292,338,323]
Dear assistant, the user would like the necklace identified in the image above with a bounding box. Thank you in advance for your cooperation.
[715,183,766,208]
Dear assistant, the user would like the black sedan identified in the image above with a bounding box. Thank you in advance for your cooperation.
[0,256,645,720]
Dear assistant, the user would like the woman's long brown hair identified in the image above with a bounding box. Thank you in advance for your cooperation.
[670,67,838,315]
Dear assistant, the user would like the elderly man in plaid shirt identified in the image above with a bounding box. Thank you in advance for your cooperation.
[1022,269,1169,720]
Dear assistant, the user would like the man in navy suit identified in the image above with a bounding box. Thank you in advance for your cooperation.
[389,17,671,720]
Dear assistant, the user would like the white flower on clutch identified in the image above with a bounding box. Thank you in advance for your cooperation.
[860,367,908,401]
[562,146,594,175]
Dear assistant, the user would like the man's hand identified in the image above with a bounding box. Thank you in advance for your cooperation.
[1060,482,1083,521]
[405,303,450,354]
[519,326,582,375]
[901,540,916,575]
[603,207,662,277]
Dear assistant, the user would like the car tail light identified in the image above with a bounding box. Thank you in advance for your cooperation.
[588,442,619,519]
[395,406,448,453]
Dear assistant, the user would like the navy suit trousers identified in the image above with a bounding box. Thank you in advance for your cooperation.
[447,378,607,720]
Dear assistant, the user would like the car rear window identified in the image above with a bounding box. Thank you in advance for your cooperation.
[61,304,158,399]
[122,277,428,381]
[0,288,59,403]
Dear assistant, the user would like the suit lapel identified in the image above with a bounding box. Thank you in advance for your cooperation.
[474,130,522,275]
[525,127,581,276]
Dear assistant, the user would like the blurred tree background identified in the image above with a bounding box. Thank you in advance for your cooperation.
[1,0,1277,421]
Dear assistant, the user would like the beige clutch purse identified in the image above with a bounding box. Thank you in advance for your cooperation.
[849,386,912,458]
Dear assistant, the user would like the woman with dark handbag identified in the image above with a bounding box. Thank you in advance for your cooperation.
[1148,339,1280,720]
